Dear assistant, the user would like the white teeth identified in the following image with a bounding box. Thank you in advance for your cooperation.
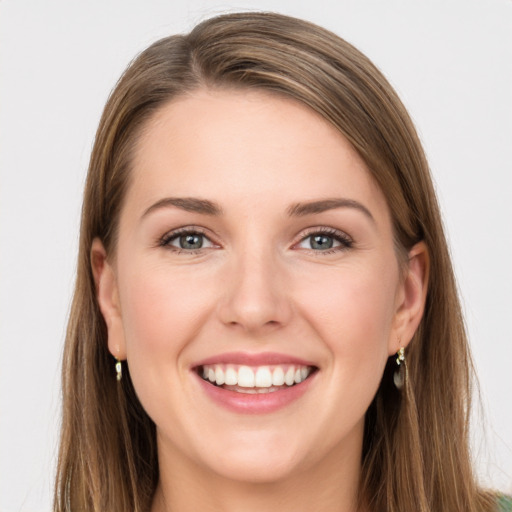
[238,366,255,388]
[272,367,285,386]
[215,366,225,386]
[285,367,295,386]
[255,366,272,387]
[200,363,313,390]
[225,365,237,385]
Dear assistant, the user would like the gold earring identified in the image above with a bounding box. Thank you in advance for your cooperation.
[393,347,405,389]
[115,359,122,381]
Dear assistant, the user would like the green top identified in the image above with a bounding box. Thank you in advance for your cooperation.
[498,495,512,511]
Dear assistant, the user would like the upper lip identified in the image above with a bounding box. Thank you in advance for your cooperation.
[192,351,317,368]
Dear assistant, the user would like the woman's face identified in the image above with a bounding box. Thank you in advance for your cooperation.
[94,89,426,483]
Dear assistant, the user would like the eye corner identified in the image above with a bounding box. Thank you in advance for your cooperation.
[157,226,220,253]
[293,227,354,254]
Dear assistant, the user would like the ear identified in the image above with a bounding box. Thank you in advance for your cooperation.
[91,238,127,360]
[389,241,429,355]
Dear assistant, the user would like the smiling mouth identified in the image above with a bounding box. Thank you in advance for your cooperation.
[196,364,317,394]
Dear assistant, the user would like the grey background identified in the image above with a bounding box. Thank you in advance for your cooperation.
[1,0,511,510]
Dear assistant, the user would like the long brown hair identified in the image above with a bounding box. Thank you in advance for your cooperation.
[54,11,495,512]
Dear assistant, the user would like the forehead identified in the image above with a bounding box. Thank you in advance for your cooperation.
[126,89,389,219]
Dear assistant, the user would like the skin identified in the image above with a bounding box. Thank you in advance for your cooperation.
[92,89,428,512]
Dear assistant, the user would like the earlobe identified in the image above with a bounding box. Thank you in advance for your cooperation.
[91,238,127,360]
[390,241,429,354]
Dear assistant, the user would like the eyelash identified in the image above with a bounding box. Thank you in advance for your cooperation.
[294,227,354,255]
[158,227,215,254]
[158,226,353,255]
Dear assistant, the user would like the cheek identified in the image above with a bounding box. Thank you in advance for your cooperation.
[297,261,398,371]
[119,263,209,350]
[115,264,219,426]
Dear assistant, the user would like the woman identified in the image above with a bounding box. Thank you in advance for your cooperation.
[54,11,508,512]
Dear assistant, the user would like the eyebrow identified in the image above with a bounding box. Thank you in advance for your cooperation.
[142,196,374,223]
[142,197,223,218]
[287,198,375,222]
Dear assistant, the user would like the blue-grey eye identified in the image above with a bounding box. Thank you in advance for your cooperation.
[296,230,351,252]
[309,234,334,250]
[177,233,204,249]
[161,230,215,251]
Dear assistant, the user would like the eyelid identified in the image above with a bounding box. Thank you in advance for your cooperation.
[292,226,354,252]
[158,226,219,251]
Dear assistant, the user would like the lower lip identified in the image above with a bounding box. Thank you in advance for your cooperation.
[194,372,317,414]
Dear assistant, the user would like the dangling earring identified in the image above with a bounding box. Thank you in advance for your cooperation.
[115,358,122,381]
[393,347,405,389]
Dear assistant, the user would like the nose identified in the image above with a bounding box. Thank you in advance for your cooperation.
[217,248,292,334]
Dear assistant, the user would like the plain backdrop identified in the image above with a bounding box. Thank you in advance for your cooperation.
[1,0,511,510]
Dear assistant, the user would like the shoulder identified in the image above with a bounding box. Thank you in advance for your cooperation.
[497,495,512,511]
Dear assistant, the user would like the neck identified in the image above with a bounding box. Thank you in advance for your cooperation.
[151,430,364,512]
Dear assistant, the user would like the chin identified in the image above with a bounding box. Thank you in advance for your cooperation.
[193,429,307,484]
[208,453,302,484]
